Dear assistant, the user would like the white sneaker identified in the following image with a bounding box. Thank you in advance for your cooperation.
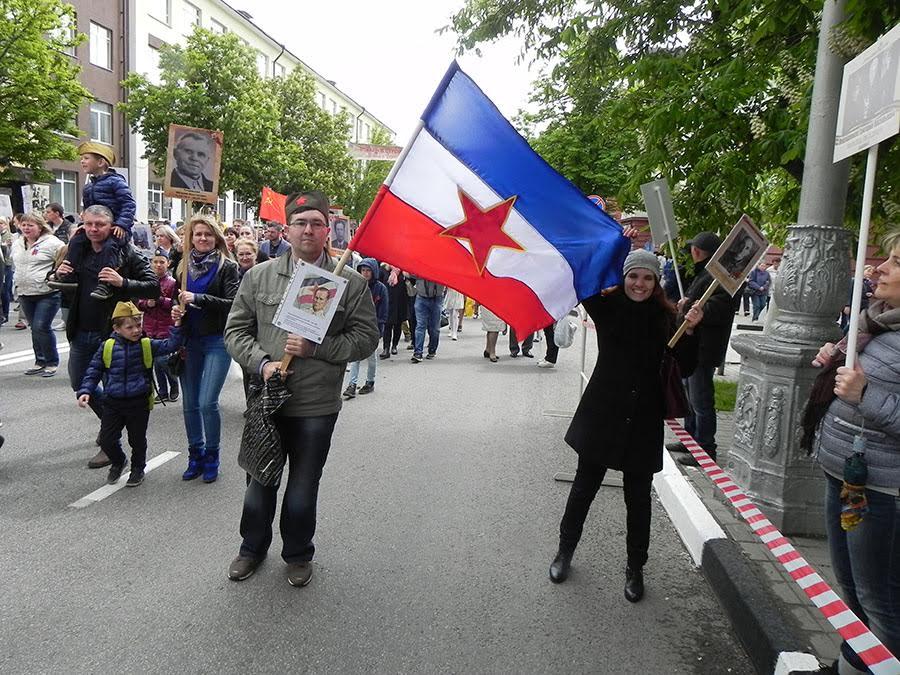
[537,360,555,369]
[451,335,458,341]
[51,320,65,331]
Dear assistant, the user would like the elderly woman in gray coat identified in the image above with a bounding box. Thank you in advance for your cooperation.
[810,228,900,675]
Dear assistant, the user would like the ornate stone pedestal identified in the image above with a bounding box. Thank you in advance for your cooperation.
[726,0,851,536]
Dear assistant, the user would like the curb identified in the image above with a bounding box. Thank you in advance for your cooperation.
[654,451,820,674]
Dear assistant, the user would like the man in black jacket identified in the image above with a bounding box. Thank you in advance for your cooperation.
[54,205,160,468]
[666,232,741,465]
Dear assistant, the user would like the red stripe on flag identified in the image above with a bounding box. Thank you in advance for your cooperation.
[352,187,556,337]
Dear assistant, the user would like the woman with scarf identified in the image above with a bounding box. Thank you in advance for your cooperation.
[806,229,900,675]
[171,215,239,483]
[548,236,703,603]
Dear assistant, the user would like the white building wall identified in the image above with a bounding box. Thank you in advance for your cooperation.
[128,0,393,224]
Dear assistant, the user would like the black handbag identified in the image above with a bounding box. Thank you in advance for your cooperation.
[166,347,186,377]
[661,348,692,419]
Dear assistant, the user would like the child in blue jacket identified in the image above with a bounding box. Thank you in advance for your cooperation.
[77,301,182,487]
[343,258,388,398]
[51,141,136,301]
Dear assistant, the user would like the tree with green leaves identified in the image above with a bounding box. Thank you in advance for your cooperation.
[340,126,394,221]
[448,0,899,244]
[121,28,354,208]
[0,0,88,183]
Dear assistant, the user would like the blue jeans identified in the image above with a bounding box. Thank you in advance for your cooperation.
[683,363,717,454]
[348,350,377,386]
[19,293,62,367]
[1,266,13,320]
[414,295,441,356]
[751,294,767,321]
[179,334,231,456]
[153,355,179,399]
[68,329,108,420]
[239,413,338,562]
[825,473,900,670]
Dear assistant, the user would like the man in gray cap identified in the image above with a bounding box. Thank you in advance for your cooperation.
[666,231,741,465]
[224,190,380,587]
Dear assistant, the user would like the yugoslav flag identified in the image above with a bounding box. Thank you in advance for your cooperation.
[351,61,630,337]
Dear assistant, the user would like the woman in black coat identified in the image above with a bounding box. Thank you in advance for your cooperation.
[379,265,408,359]
[548,246,703,602]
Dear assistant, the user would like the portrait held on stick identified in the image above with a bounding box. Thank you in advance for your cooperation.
[163,124,223,204]
[705,214,769,296]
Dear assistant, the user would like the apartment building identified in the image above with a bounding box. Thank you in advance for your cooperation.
[130,0,393,223]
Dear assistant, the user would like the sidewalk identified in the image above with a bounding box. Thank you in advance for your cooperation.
[665,312,844,668]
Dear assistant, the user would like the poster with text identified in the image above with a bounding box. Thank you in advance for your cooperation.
[273,261,348,344]
[163,124,223,204]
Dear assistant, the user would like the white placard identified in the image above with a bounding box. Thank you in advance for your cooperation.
[640,178,679,247]
[0,195,12,219]
[272,261,348,344]
[834,23,900,162]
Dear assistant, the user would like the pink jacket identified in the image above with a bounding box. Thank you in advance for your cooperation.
[136,274,177,338]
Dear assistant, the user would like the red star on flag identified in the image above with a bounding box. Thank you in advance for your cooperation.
[440,189,523,275]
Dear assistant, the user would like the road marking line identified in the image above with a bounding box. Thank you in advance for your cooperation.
[0,345,70,367]
[68,451,180,509]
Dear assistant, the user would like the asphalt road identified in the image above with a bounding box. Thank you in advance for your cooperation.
[0,318,752,674]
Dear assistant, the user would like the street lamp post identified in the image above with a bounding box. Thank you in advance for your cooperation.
[728,0,852,535]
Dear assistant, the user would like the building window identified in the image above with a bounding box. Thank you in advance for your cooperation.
[147,182,172,220]
[90,101,113,144]
[210,19,227,34]
[89,22,112,69]
[183,1,201,30]
[330,99,337,115]
[364,123,370,142]
[51,12,77,57]
[233,200,246,221]
[318,92,326,109]
[217,195,227,218]
[50,170,78,213]
[256,52,268,78]
[274,62,286,78]
[148,0,170,24]
[146,46,161,85]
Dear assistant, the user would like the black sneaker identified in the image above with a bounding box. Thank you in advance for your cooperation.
[154,394,169,404]
[358,382,375,395]
[425,353,435,360]
[107,462,127,485]
[169,390,179,402]
[125,469,145,487]
[411,354,422,363]
[343,384,357,399]
[665,442,688,454]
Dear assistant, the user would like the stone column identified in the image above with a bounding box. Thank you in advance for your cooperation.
[728,0,851,536]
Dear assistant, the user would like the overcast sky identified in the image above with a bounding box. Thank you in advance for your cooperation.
[238,0,540,141]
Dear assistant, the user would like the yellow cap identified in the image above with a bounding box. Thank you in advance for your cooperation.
[76,141,116,165]
[111,301,142,320]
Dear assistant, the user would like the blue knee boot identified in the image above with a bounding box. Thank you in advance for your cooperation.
[202,449,219,483]
[182,448,204,481]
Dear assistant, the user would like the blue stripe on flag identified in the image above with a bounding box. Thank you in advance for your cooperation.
[421,61,629,299]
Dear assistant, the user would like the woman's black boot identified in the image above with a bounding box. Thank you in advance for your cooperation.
[549,549,573,583]
[624,566,644,602]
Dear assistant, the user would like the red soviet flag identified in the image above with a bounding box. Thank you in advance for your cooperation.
[259,186,287,223]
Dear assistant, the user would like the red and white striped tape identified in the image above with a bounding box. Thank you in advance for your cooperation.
[667,419,900,674]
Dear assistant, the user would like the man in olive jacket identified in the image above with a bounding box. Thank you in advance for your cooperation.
[224,190,379,587]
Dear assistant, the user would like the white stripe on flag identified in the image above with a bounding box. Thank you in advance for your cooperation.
[389,128,579,321]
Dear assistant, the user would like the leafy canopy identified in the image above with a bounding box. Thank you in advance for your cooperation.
[121,28,354,208]
[0,0,88,182]
[448,0,899,244]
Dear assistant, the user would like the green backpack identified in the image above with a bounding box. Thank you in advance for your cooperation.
[102,337,156,410]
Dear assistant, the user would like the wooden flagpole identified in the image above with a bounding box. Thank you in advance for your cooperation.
[668,279,719,348]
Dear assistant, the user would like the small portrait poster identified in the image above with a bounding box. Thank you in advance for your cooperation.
[273,261,348,344]
[163,124,223,204]
[132,223,153,252]
[329,215,350,251]
[706,214,770,297]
